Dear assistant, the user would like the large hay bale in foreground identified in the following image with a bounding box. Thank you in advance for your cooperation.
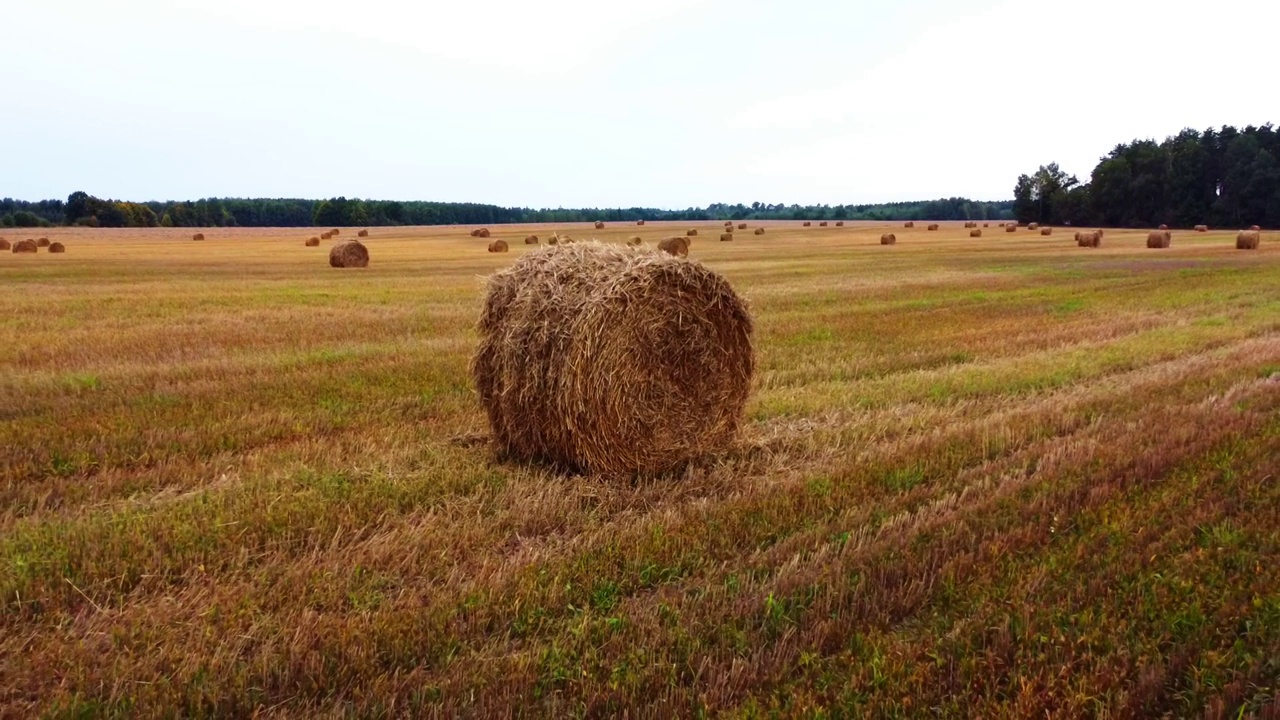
[48,242,66,253]
[329,240,369,268]
[754,228,765,235]
[525,235,540,244]
[305,237,320,247]
[1195,225,1208,232]
[12,240,38,253]
[970,229,982,237]
[192,233,205,241]
[595,221,605,229]
[0,239,10,251]
[658,236,689,257]
[473,243,754,475]
[488,240,509,253]
[1146,231,1171,248]
[358,229,369,237]
[1236,231,1260,250]
[720,232,733,242]
[927,224,939,231]
[1040,227,1052,236]
[880,233,896,245]
[627,236,643,246]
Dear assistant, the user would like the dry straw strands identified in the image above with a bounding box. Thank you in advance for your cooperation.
[658,237,689,257]
[1040,227,1052,236]
[472,242,754,475]
[525,235,540,245]
[192,233,205,241]
[488,240,509,253]
[12,239,38,253]
[358,229,369,237]
[927,224,940,231]
[48,242,65,253]
[880,233,897,245]
[305,237,320,247]
[329,239,370,268]
[1236,231,1261,250]
[1146,231,1172,248]
[970,229,982,237]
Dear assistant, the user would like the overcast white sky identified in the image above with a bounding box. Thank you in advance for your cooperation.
[4,0,1278,208]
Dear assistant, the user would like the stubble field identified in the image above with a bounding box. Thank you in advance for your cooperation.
[1,221,1278,717]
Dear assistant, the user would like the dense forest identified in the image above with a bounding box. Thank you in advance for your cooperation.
[0,194,1012,229]
[1015,124,1280,228]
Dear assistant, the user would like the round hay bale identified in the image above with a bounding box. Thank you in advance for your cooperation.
[627,236,643,246]
[819,221,828,227]
[983,223,989,227]
[1005,224,1017,233]
[478,228,491,238]
[686,229,698,237]
[803,221,812,227]
[1195,225,1208,232]
[658,237,689,257]
[0,239,9,251]
[1028,223,1040,231]
[927,224,940,231]
[331,229,340,236]
[1158,224,1168,231]
[525,235,540,245]
[1146,231,1171,248]
[637,220,646,226]
[1236,231,1260,250]
[970,229,982,237]
[595,221,605,229]
[472,242,753,475]
[880,233,897,245]
[488,240,509,253]
[305,237,320,247]
[720,232,733,242]
[1040,227,1052,236]
[835,221,844,227]
[548,235,560,246]
[754,228,765,235]
[358,229,369,237]
[1249,225,1261,231]
[738,223,748,230]
[36,238,50,247]
[321,232,333,240]
[329,239,369,268]
[12,239,38,253]
[192,233,205,241]
[48,242,65,253]
[904,221,915,228]
[1076,232,1101,248]
[724,221,734,227]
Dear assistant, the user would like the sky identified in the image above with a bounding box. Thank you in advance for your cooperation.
[5,0,1279,209]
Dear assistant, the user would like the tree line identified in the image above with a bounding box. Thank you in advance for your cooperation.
[1015,124,1280,228]
[1,193,1013,229]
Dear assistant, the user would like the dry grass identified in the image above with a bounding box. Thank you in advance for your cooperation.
[1,223,1278,717]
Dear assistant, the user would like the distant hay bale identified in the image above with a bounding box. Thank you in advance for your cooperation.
[970,229,982,237]
[1028,223,1039,230]
[738,223,748,230]
[1195,224,1208,232]
[724,221,734,227]
[192,233,205,241]
[927,224,939,231]
[983,223,989,227]
[1076,232,1101,248]
[1158,224,1168,231]
[472,242,753,475]
[321,232,333,240]
[1249,225,1261,231]
[595,221,605,229]
[904,221,915,228]
[1236,231,1260,250]
[478,228,491,238]
[358,229,369,237]
[658,236,689,257]
[880,233,897,245]
[48,242,65,253]
[1040,227,1052,236]
[964,221,975,229]
[1005,224,1017,233]
[627,236,643,246]
[548,235,560,246]
[1146,231,1171,248]
[331,229,340,236]
[720,232,734,242]
[686,229,698,237]
[488,240,509,253]
[835,221,844,227]
[0,239,9,251]
[803,221,812,227]
[329,239,370,268]
[13,239,39,253]
[305,237,320,247]
[525,235,540,244]
[36,238,50,247]
[754,228,765,235]
[637,220,646,226]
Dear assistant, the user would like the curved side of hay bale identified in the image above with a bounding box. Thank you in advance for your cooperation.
[686,229,698,237]
[0,239,9,251]
[488,240,509,253]
[192,233,205,241]
[1158,224,1168,231]
[720,233,733,242]
[1249,225,1261,231]
[525,235,540,244]
[36,238,50,247]
[1195,225,1208,232]
[13,239,39,253]
[305,237,320,247]
[1076,232,1101,248]
[1040,227,1052,236]
[1005,224,1017,233]
[472,243,754,475]
[479,228,491,238]
[927,224,940,231]
[880,233,897,245]
[658,237,689,257]
[627,236,643,246]
[331,229,340,236]
[595,221,605,229]
[1236,231,1260,250]
[738,223,748,230]
[1146,231,1171,248]
[321,232,333,240]
[357,229,369,237]
[754,228,765,235]
[329,239,370,268]
[48,242,66,253]
[970,229,982,237]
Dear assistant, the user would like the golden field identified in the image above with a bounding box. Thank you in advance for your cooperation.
[1,221,1279,717]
